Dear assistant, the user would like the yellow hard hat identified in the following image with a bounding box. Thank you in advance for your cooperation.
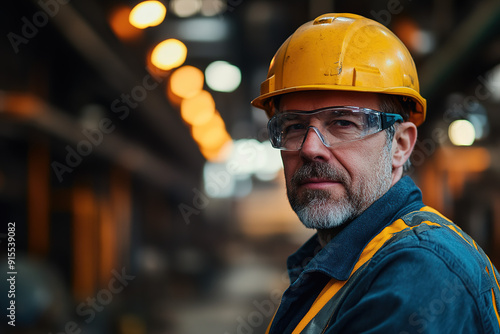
[251,13,426,126]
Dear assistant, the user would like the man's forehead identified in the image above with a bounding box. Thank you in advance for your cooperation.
[278,91,381,112]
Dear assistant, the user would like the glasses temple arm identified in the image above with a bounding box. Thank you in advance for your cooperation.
[381,113,404,130]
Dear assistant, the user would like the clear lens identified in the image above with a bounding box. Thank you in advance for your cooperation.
[268,106,402,150]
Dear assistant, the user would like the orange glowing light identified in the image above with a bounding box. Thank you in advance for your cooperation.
[166,83,183,106]
[191,111,232,158]
[180,90,216,126]
[198,125,231,150]
[393,18,420,51]
[199,136,233,161]
[129,1,167,29]
[109,6,142,41]
[169,65,204,100]
[150,39,187,71]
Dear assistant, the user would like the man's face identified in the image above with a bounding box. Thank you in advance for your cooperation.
[279,91,396,230]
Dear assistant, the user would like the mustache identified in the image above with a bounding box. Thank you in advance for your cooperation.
[290,162,348,188]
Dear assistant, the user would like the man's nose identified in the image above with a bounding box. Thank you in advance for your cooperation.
[299,127,330,161]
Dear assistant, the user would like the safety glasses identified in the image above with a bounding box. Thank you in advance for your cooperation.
[267,106,403,151]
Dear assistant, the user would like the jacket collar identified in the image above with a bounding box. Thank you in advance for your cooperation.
[287,176,424,283]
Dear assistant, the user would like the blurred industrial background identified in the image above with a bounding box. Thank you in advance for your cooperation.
[1,0,500,333]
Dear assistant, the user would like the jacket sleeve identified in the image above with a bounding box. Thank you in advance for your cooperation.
[325,244,496,334]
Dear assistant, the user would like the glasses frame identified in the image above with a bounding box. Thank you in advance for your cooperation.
[267,106,404,151]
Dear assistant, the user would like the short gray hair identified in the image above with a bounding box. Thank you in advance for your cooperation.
[379,95,416,173]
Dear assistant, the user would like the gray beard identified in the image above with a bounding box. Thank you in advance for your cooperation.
[287,149,393,230]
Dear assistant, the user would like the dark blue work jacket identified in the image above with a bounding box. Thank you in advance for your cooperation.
[267,176,500,333]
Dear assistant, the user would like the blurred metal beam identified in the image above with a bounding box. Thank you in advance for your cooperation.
[419,0,500,100]
[0,91,197,190]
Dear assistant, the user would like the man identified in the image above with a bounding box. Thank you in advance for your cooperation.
[251,13,500,333]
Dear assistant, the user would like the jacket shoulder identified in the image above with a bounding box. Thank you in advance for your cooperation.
[380,209,490,286]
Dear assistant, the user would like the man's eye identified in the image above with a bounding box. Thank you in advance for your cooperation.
[284,123,306,134]
[333,119,356,127]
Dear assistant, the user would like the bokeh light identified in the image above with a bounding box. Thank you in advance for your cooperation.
[170,66,205,100]
[449,120,476,146]
[198,126,231,151]
[109,6,142,40]
[170,0,202,17]
[199,138,232,161]
[191,111,232,160]
[205,61,241,92]
[129,1,167,29]
[191,111,225,143]
[151,39,187,71]
[180,90,216,126]
[200,0,227,16]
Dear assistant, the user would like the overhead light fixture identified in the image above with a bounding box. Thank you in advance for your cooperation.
[191,111,232,160]
[205,61,241,92]
[109,6,142,40]
[202,139,283,198]
[180,90,216,126]
[197,124,231,151]
[449,120,476,146]
[170,0,202,18]
[129,1,167,29]
[200,0,226,16]
[190,111,225,143]
[200,139,233,162]
[150,39,187,71]
[169,65,205,100]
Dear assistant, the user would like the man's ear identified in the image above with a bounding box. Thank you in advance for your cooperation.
[392,122,418,169]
